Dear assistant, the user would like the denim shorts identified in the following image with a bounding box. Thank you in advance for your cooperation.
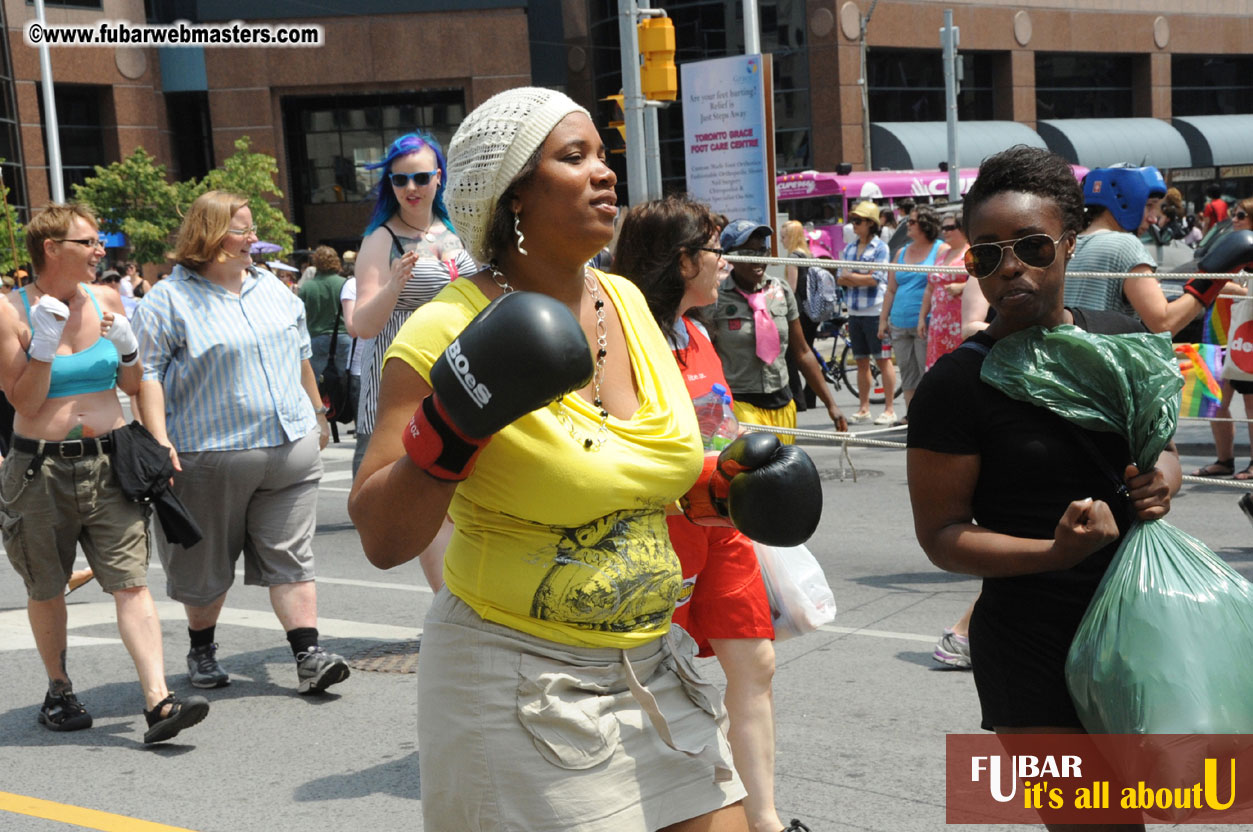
[847,315,884,359]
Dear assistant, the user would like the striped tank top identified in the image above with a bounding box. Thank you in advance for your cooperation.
[357,222,478,435]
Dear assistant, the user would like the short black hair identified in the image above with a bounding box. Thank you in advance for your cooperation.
[1207,183,1222,200]
[962,145,1085,237]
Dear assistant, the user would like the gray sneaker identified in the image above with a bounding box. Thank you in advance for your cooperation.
[296,646,350,694]
[933,628,972,669]
[187,643,230,688]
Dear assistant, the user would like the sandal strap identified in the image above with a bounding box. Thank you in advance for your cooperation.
[144,693,179,726]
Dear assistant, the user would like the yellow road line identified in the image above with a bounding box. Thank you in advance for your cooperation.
[0,792,198,832]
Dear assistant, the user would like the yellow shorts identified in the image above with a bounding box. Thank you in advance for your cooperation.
[730,399,796,445]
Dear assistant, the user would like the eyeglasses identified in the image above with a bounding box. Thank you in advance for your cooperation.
[906,219,917,226]
[1235,210,1249,221]
[698,246,727,258]
[225,224,258,236]
[850,217,870,226]
[389,170,439,188]
[964,232,1070,279]
[941,224,959,232]
[54,237,104,249]
[732,248,770,258]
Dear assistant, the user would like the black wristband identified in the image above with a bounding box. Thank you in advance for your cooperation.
[120,350,139,366]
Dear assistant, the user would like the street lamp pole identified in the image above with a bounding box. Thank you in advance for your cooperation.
[33,0,65,202]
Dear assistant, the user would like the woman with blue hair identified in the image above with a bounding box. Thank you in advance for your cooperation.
[352,132,472,587]
[352,132,476,466]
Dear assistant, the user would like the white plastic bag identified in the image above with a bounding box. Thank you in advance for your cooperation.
[754,542,836,641]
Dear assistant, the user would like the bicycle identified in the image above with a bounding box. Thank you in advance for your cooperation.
[810,313,902,405]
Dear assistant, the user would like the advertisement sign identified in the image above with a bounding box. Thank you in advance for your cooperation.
[681,54,775,231]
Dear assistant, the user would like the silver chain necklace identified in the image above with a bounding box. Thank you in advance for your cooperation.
[487,265,610,451]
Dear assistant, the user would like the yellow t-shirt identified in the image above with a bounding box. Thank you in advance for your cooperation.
[385,271,704,648]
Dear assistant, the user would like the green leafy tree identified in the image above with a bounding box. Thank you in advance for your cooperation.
[71,147,182,267]
[190,136,299,256]
[0,159,25,273]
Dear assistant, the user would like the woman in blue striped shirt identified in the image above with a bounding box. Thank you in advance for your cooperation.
[134,190,352,697]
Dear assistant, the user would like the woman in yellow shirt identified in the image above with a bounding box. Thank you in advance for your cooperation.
[350,88,749,831]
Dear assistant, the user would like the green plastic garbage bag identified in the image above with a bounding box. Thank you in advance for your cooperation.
[980,324,1253,737]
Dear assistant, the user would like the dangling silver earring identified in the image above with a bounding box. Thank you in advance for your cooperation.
[514,212,528,256]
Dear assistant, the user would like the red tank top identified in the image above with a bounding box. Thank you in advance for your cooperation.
[674,317,732,402]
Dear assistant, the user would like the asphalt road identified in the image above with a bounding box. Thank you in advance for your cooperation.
[0,384,1248,831]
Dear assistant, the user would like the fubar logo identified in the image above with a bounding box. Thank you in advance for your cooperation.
[446,339,491,408]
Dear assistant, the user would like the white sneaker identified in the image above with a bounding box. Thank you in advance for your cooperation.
[874,412,897,425]
[849,412,872,424]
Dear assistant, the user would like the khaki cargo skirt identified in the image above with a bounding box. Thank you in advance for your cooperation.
[417,588,745,831]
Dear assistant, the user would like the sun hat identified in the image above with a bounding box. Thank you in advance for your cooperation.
[445,87,589,263]
[849,201,881,224]
[809,240,834,259]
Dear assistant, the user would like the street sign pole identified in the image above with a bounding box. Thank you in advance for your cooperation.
[34,0,64,202]
[618,0,648,206]
[639,0,663,200]
[941,9,960,202]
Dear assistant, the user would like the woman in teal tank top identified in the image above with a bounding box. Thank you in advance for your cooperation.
[0,203,209,744]
[878,205,949,414]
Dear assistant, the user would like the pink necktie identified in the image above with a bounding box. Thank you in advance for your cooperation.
[736,287,781,364]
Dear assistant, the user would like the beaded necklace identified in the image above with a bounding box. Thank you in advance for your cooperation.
[488,265,610,451]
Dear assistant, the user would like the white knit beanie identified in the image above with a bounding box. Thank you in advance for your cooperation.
[445,87,589,264]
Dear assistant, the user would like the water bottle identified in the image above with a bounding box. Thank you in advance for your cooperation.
[691,383,739,450]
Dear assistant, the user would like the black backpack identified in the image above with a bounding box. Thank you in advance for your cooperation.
[319,301,357,426]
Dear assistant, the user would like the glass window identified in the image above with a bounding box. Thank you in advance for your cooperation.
[867,48,995,122]
[281,88,466,243]
[1172,55,1253,116]
[1036,53,1133,120]
[38,84,107,197]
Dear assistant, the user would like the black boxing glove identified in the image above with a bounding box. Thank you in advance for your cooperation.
[681,432,823,547]
[402,291,593,481]
[1186,229,1253,307]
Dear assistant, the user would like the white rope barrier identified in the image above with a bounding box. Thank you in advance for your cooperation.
[725,253,1246,289]
[739,421,1253,490]
[1179,415,1253,424]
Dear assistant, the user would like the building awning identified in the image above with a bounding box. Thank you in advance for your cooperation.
[869,121,1047,171]
[1170,115,1253,167]
[1036,118,1191,170]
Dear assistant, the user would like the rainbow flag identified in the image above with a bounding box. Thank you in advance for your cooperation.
[1175,343,1224,418]
[1203,298,1234,346]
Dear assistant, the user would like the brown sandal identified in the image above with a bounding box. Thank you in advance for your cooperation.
[1234,463,1253,481]
[1191,459,1235,478]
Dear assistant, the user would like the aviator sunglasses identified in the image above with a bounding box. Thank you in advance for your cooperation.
[389,170,439,188]
[964,232,1070,279]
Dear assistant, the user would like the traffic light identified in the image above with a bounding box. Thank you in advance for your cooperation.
[602,93,626,154]
[638,16,676,101]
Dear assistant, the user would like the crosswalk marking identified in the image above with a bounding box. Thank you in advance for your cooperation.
[0,602,419,652]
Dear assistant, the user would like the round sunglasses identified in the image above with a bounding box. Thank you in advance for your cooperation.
[389,170,439,188]
[964,232,1070,279]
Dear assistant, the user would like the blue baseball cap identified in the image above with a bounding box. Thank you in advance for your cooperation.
[720,219,773,251]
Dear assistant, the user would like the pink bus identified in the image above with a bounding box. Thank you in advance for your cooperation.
[777,166,1088,250]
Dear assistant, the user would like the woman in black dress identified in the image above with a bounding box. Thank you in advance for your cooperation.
[906,145,1181,832]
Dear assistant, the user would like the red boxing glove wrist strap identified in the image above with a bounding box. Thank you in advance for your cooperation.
[1183,278,1230,308]
[402,396,490,481]
[680,454,733,527]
